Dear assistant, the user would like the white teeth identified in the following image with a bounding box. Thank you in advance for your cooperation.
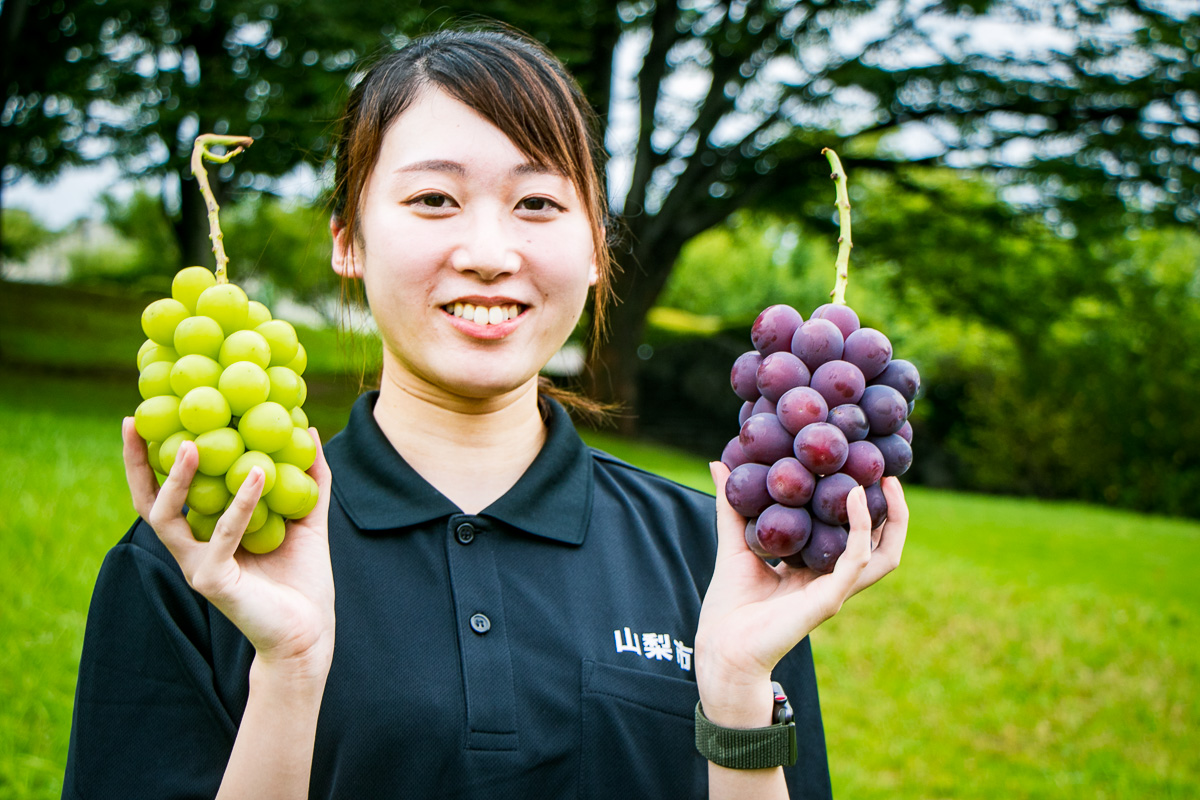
[445,302,524,324]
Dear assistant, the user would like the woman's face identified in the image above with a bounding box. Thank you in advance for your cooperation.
[333,87,597,403]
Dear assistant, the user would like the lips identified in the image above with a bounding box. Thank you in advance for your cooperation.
[443,301,525,326]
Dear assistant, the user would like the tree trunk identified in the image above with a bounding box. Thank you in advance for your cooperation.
[586,236,686,435]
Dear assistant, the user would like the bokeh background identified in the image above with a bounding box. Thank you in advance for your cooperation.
[1,1,1197,797]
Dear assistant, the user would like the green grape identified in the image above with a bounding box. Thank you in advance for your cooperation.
[146,441,165,475]
[239,401,292,453]
[173,315,225,359]
[284,473,319,520]
[246,300,272,329]
[241,511,285,554]
[240,497,270,533]
[283,343,307,376]
[138,360,175,400]
[196,284,249,335]
[142,298,190,346]
[179,386,232,434]
[138,343,178,371]
[170,354,223,396]
[135,395,184,442]
[187,509,220,542]
[187,472,231,515]
[137,339,156,367]
[218,330,271,369]
[265,463,314,517]
[256,320,299,367]
[290,406,309,428]
[172,267,217,314]
[195,426,246,476]
[296,374,307,406]
[266,366,302,408]
[218,361,271,416]
[226,451,277,496]
[159,430,197,473]
[273,426,316,470]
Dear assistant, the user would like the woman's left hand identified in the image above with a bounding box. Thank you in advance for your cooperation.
[694,464,908,727]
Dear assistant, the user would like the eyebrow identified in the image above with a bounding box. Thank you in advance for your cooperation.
[394,159,562,177]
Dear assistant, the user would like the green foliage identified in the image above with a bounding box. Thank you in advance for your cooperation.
[64,190,181,289]
[0,208,54,265]
[221,193,338,316]
[657,212,832,323]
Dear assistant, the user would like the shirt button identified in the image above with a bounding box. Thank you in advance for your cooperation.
[455,522,476,545]
[469,613,491,634]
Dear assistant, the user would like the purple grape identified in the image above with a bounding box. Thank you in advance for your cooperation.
[755,504,812,557]
[756,351,811,403]
[811,472,859,526]
[842,328,893,380]
[872,358,920,402]
[731,351,763,402]
[793,422,849,475]
[859,384,908,436]
[725,463,772,517]
[752,396,777,416]
[908,399,916,416]
[740,413,794,464]
[745,518,771,558]
[766,457,816,507]
[871,434,913,477]
[751,304,803,356]
[864,482,888,529]
[790,318,844,370]
[897,420,913,444]
[810,303,860,339]
[776,386,829,435]
[841,440,885,486]
[721,436,751,471]
[783,520,848,574]
[738,401,754,426]
[810,360,866,408]
[827,404,869,442]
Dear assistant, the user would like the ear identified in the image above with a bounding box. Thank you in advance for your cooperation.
[587,226,603,287]
[331,216,364,279]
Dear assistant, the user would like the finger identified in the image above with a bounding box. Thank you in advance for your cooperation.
[709,461,749,560]
[205,466,265,565]
[823,485,872,605]
[122,418,161,520]
[146,438,203,559]
[872,476,909,567]
[303,428,333,529]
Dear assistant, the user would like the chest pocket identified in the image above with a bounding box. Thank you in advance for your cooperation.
[579,659,707,799]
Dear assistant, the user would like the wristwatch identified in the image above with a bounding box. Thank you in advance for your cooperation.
[694,681,798,769]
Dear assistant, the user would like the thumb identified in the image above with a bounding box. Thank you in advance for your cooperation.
[710,461,750,560]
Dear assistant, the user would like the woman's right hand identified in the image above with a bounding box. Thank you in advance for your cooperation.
[122,418,336,675]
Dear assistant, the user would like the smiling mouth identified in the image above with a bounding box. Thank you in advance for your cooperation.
[443,302,526,326]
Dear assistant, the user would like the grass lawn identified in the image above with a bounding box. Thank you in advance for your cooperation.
[2,280,1197,798]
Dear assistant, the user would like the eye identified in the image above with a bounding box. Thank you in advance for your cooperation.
[518,196,562,213]
[415,193,451,208]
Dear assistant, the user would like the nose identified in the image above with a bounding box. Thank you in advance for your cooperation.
[450,211,521,282]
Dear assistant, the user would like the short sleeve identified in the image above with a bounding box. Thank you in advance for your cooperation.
[63,521,243,799]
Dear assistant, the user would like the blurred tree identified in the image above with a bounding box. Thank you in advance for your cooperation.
[0,208,54,269]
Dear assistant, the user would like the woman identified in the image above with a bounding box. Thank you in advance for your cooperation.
[64,27,906,799]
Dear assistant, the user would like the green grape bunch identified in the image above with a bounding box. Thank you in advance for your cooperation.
[131,134,317,553]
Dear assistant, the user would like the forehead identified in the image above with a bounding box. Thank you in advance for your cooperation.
[375,88,560,179]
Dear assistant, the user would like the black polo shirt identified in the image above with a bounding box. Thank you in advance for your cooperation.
[64,393,832,799]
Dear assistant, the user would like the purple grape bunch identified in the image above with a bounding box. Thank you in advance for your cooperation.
[722,302,919,573]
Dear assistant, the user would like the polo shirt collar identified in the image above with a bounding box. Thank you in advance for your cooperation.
[326,391,593,545]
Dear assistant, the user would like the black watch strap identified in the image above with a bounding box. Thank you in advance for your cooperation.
[694,682,798,769]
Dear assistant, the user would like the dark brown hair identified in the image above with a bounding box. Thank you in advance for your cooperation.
[331,26,615,418]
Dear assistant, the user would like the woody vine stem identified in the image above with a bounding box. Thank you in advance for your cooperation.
[190,133,254,283]
[822,147,853,306]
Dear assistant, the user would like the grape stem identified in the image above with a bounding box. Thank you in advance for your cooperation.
[191,134,255,283]
[821,147,852,305]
